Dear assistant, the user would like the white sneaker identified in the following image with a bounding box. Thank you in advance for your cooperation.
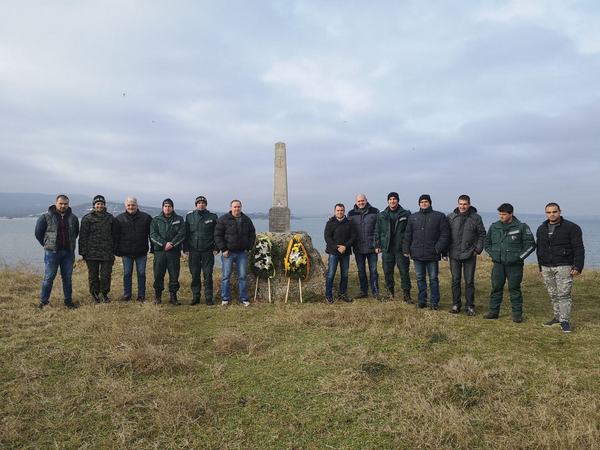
[221,300,229,306]
[242,301,250,307]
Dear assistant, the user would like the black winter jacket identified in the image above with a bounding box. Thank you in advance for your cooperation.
[324,216,355,256]
[536,218,584,272]
[114,210,152,257]
[348,203,379,254]
[402,207,450,261]
[446,206,486,260]
[214,213,256,252]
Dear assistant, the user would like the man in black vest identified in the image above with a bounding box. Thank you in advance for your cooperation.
[34,194,79,309]
[537,203,584,333]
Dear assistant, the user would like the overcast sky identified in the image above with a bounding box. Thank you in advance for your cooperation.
[1,0,599,216]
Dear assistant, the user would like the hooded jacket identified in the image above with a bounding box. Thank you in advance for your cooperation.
[34,205,79,252]
[348,203,379,254]
[446,206,486,260]
[402,206,450,261]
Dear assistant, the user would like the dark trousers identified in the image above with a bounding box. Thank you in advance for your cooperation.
[489,262,524,317]
[355,252,379,295]
[86,259,114,294]
[382,251,411,294]
[450,256,477,308]
[153,250,181,293]
[189,250,215,301]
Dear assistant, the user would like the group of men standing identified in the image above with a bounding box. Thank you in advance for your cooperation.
[35,194,256,309]
[323,193,585,332]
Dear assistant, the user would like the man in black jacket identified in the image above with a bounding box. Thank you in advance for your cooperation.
[324,203,355,303]
[446,194,486,316]
[537,203,585,333]
[214,199,256,306]
[403,194,449,310]
[348,194,379,299]
[114,197,152,302]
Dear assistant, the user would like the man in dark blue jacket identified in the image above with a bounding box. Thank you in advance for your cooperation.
[34,194,79,309]
[348,194,379,299]
[403,194,449,310]
[537,203,584,333]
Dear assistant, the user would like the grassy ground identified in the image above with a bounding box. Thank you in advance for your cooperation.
[1,256,599,449]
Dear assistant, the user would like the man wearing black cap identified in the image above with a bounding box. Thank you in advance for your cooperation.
[150,198,186,305]
[79,195,118,303]
[184,196,218,305]
[374,192,412,302]
[484,203,536,322]
[403,194,449,310]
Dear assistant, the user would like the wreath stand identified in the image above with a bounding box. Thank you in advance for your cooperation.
[254,277,272,303]
[284,278,303,304]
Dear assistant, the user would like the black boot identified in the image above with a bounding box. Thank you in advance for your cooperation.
[101,292,110,303]
[403,289,413,304]
[169,292,181,305]
[92,292,101,304]
[191,295,200,306]
[154,290,162,304]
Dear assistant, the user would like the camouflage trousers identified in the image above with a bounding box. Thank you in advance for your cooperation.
[541,265,573,322]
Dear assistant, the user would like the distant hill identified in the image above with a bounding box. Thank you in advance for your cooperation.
[0,193,89,218]
[0,193,278,220]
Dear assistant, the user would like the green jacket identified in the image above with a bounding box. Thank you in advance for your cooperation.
[184,209,218,252]
[150,212,186,252]
[374,206,411,253]
[484,217,536,265]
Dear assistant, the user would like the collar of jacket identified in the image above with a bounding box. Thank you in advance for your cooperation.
[382,206,408,217]
[542,217,563,227]
[49,205,72,217]
[452,206,477,215]
[419,206,433,214]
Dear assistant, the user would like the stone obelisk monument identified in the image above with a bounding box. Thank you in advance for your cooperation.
[269,142,291,232]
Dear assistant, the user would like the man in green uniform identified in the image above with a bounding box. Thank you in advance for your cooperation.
[484,203,536,322]
[374,192,412,302]
[184,195,218,305]
[150,198,186,305]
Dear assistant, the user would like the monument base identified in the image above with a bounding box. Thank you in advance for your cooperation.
[269,207,291,233]
[249,231,326,303]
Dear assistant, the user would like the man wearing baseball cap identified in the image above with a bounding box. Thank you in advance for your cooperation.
[184,196,218,305]
[150,198,186,305]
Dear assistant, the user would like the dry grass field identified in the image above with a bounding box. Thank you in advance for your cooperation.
[1,256,599,449]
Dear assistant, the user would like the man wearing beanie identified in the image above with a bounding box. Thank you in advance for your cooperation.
[374,192,412,302]
[150,198,186,305]
[484,203,536,322]
[79,195,118,303]
[184,196,218,305]
[403,194,449,310]
[348,194,380,299]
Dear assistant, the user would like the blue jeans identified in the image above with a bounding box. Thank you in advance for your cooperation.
[355,252,379,295]
[40,250,75,303]
[413,260,440,306]
[325,254,350,299]
[122,255,147,299]
[221,251,248,302]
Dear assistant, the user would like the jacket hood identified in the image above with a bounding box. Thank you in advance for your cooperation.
[48,205,73,216]
[452,206,478,215]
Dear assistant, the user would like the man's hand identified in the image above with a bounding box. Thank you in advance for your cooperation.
[404,253,410,258]
[164,242,174,251]
[223,250,230,258]
[442,256,448,261]
[571,269,580,277]
[375,247,382,254]
[337,245,346,254]
[213,250,219,256]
